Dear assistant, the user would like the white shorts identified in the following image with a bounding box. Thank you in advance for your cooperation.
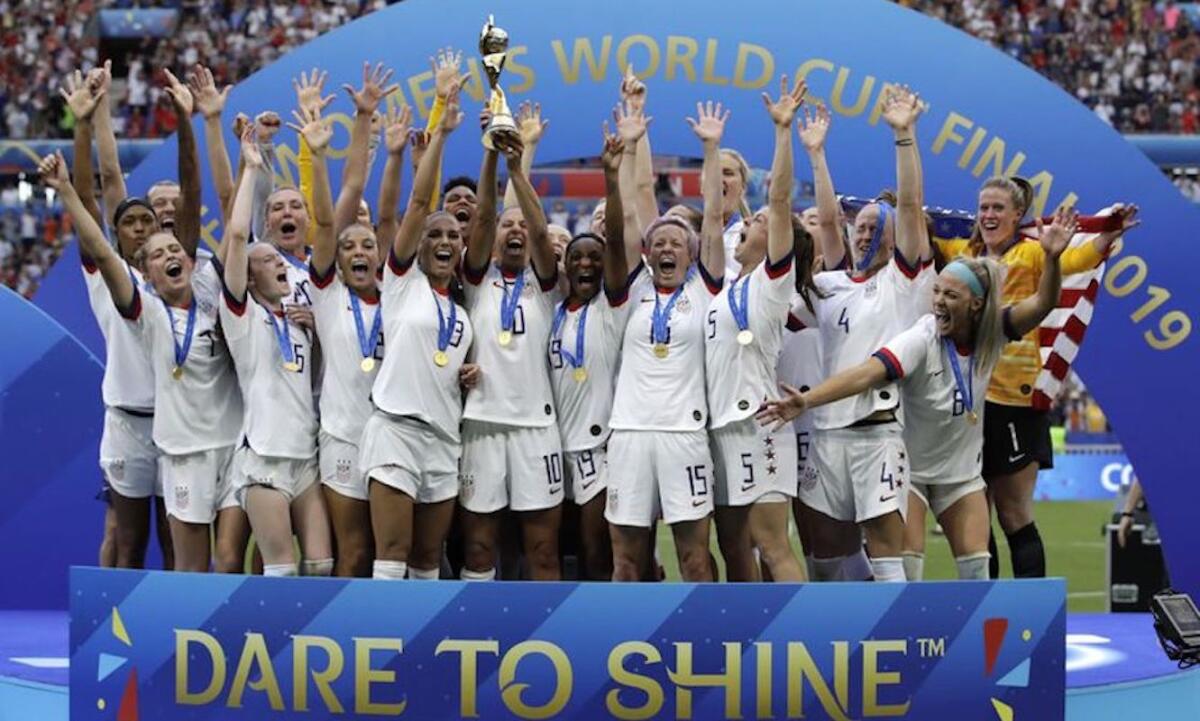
[232,445,319,506]
[359,411,459,505]
[711,418,798,507]
[795,429,825,509]
[319,430,367,501]
[911,477,987,517]
[459,420,563,513]
[100,408,161,499]
[605,429,713,527]
[755,492,790,504]
[160,445,237,524]
[564,445,607,506]
[808,424,910,524]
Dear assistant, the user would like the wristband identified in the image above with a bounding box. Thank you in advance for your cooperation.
[894,138,915,147]
[1120,511,1135,519]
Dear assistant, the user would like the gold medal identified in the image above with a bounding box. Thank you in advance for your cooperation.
[360,357,376,373]
[171,365,183,380]
[736,329,754,346]
[498,330,513,347]
[283,361,301,373]
[653,343,669,359]
[433,350,449,367]
[968,410,979,425]
[573,367,588,383]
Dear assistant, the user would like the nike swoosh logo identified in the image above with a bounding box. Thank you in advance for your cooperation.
[1008,454,1025,463]
[879,494,896,503]
[581,478,597,490]
[930,370,944,377]
[550,485,562,495]
[740,484,756,493]
[692,498,707,507]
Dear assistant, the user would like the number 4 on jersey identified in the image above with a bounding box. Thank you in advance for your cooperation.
[838,307,850,334]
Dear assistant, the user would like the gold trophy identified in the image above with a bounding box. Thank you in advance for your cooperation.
[479,14,519,149]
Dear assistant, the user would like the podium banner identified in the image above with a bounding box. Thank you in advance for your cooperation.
[70,568,1065,720]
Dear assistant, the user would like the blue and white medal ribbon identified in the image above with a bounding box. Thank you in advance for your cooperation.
[552,301,589,382]
[162,297,196,380]
[943,337,977,425]
[349,291,383,373]
[856,203,893,273]
[727,273,753,346]
[498,271,526,347]
[651,270,690,359]
[262,302,300,372]
[432,286,456,368]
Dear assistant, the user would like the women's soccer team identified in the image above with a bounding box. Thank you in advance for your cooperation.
[47,51,1138,582]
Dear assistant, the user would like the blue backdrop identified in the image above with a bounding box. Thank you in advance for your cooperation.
[8,0,1199,605]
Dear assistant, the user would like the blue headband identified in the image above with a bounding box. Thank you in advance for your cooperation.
[943,261,986,297]
[855,203,892,272]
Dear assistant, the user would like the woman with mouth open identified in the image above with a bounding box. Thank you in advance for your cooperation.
[604,101,729,583]
[794,86,935,583]
[218,124,333,578]
[41,151,245,574]
[759,206,1077,579]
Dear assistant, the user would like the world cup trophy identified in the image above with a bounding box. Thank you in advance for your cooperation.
[479,14,519,149]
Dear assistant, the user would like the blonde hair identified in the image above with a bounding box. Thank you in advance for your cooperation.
[644,215,700,259]
[969,177,1030,256]
[719,148,753,220]
[948,256,1007,372]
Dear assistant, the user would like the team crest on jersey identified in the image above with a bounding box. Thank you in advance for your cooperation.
[198,298,214,315]
[336,458,352,483]
[175,483,189,510]
[863,278,879,298]
[459,474,475,501]
[105,459,125,482]
[799,465,819,491]
[675,295,691,314]
[608,488,618,511]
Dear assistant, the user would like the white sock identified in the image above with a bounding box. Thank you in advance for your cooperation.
[955,552,991,580]
[902,552,925,582]
[408,566,440,580]
[373,560,408,580]
[264,563,297,577]
[869,556,906,583]
[460,567,496,581]
[839,549,874,581]
[810,556,843,582]
[302,558,334,577]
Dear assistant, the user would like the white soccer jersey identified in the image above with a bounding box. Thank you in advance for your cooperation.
[84,257,154,411]
[722,215,745,279]
[280,250,313,308]
[812,257,934,430]
[123,261,242,455]
[462,263,560,428]
[548,278,636,452]
[706,256,794,429]
[610,265,722,432]
[876,314,1004,485]
[309,264,383,444]
[372,253,474,442]
[776,326,827,438]
[220,289,318,460]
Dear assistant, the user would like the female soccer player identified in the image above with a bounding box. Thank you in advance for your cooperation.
[705,77,808,582]
[41,152,244,573]
[358,86,478,581]
[796,86,934,582]
[760,207,1078,579]
[219,125,332,578]
[606,101,729,583]
[546,124,638,581]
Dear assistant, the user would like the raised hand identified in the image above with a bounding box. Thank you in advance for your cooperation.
[240,124,266,170]
[439,86,465,134]
[292,67,334,118]
[38,151,70,191]
[383,105,413,155]
[686,100,729,146]
[188,64,231,120]
[409,129,429,171]
[162,69,194,117]
[1038,205,1079,259]
[600,122,625,173]
[762,73,807,128]
[515,100,549,145]
[60,69,104,121]
[755,383,808,432]
[287,106,332,154]
[881,85,923,132]
[612,100,650,145]
[499,134,526,168]
[343,61,399,116]
[1108,203,1141,235]
[254,111,281,143]
[619,65,647,115]
[87,59,112,97]
[430,47,468,100]
[797,102,831,152]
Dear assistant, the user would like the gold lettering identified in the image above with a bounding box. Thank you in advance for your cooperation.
[971,135,1027,178]
[227,633,284,710]
[1025,170,1055,218]
[461,59,489,104]
[175,630,226,706]
[862,640,910,717]
[407,70,437,121]
[703,39,729,86]
[507,46,536,94]
[354,637,405,716]
[617,35,662,79]
[606,641,664,721]
[436,639,500,718]
[499,641,574,720]
[755,642,772,719]
[292,635,345,713]
[830,67,875,117]
[866,82,899,126]
[786,642,851,721]
[795,58,835,105]
[733,43,774,90]
[324,112,356,162]
[932,112,974,155]
[958,126,989,170]
[1057,191,1079,213]
[668,642,742,720]
[551,37,613,84]
[665,36,700,82]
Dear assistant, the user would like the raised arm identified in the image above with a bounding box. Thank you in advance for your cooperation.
[336,62,399,234]
[91,61,127,225]
[688,101,729,280]
[61,68,105,227]
[505,137,555,282]
[248,111,281,240]
[425,48,467,212]
[1089,203,1140,257]
[799,103,844,269]
[288,106,335,275]
[395,88,462,263]
[224,127,265,301]
[1008,206,1076,337]
[598,127,629,292]
[162,70,200,256]
[503,101,548,209]
[757,357,889,431]
[763,75,806,265]
[881,85,930,264]
[376,105,413,255]
[41,152,134,309]
[613,100,651,259]
[465,109,501,274]
[619,68,660,236]
[189,64,236,224]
